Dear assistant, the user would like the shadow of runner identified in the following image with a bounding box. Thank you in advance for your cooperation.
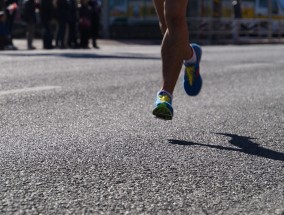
[216,133,284,161]
[169,133,284,161]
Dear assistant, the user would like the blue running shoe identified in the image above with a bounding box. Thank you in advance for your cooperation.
[183,43,202,96]
[152,91,173,120]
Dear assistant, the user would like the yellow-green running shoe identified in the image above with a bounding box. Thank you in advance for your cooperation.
[152,91,173,120]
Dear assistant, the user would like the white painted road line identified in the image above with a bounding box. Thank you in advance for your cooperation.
[0,86,61,96]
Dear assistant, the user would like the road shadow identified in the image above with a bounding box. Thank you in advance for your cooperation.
[169,133,284,161]
[0,52,160,60]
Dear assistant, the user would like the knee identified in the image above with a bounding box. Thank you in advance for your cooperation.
[164,3,185,29]
[159,21,167,35]
[165,11,184,29]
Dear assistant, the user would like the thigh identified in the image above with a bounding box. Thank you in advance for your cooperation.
[164,0,188,18]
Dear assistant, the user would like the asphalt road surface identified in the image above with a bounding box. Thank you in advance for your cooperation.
[0,40,283,214]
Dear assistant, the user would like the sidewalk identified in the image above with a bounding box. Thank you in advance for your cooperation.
[11,38,161,51]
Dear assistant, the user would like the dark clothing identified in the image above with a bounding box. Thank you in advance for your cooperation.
[0,21,9,49]
[79,4,92,48]
[40,0,54,49]
[4,0,18,45]
[67,0,77,23]
[56,0,69,22]
[22,0,36,24]
[88,0,101,48]
[79,4,92,28]
[233,1,242,18]
[23,0,37,49]
[55,0,69,48]
[0,13,8,49]
[0,21,7,36]
[40,0,54,21]
[42,21,53,49]
[26,23,35,48]
[4,0,18,29]
[67,0,78,47]
[56,19,66,47]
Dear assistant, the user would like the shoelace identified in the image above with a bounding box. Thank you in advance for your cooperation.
[159,94,171,103]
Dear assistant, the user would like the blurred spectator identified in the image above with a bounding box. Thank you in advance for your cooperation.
[0,11,9,50]
[233,0,242,18]
[88,0,101,49]
[22,0,37,49]
[232,0,242,41]
[78,0,92,48]
[55,0,69,48]
[40,0,55,49]
[4,0,18,50]
[67,0,79,48]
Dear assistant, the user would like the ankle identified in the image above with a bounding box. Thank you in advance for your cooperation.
[184,45,196,64]
[158,90,173,100]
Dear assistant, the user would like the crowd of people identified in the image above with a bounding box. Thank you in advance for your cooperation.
[0,0,101,50]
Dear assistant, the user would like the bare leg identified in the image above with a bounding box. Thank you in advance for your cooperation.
[152,0,167,34]
[153,0,193,95]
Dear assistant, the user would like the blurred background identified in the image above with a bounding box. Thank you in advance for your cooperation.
[0,0,284,48]
[105,0,284,44]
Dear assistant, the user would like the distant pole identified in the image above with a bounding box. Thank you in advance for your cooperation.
[268,0,272,41]
[0,0,3,11]
[102,0,109,38]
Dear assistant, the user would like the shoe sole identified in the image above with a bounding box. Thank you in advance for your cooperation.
[152,103,173,120]
[183,43,202,96]
[184,75,203,96]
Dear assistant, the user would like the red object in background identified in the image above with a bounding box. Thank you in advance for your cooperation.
[7,3,18,13]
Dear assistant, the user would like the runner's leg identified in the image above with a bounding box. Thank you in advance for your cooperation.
[160,0,193,95]
[152,0,167,34]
